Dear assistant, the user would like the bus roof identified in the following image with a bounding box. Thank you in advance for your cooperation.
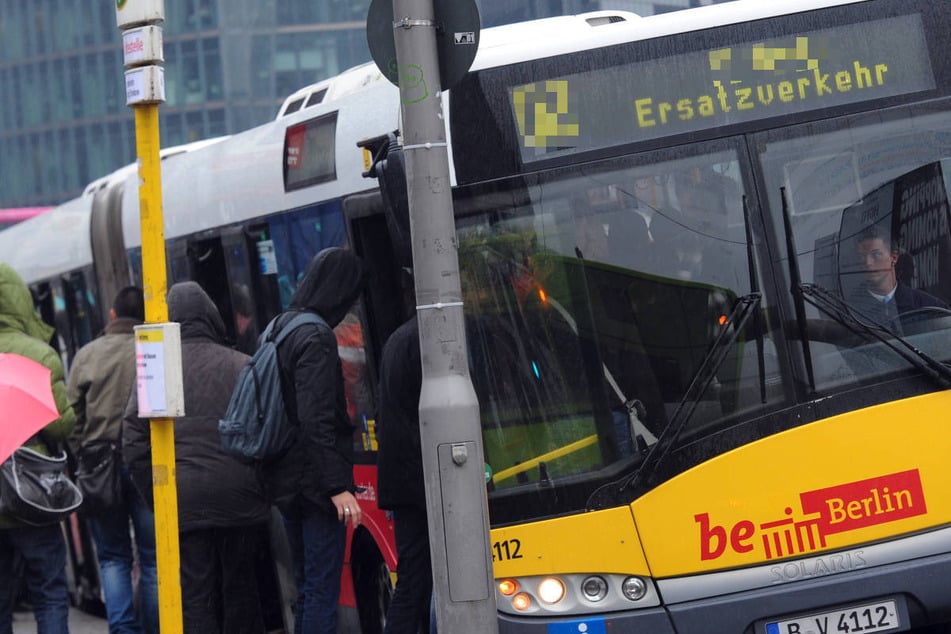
[276,63,389,120]
[471,0,870,69]
[0,196,93,284]
[0,138,233,285]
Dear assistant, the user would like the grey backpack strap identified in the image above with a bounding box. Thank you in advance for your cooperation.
[272,312,327,346]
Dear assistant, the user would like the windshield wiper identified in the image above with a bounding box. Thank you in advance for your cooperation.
[742,194,767,405]
[587,292,761,509]
[780,187,817,392]
[799,283,951,387]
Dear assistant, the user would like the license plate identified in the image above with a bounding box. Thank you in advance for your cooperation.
[765,599,902,634]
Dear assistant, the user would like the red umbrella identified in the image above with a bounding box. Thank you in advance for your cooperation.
[0,353,60,464]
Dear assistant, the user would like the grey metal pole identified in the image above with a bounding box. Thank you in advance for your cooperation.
[390,0,499,631]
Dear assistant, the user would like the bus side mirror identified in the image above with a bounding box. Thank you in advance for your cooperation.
[359,132,412,269]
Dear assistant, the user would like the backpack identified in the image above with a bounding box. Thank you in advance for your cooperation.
[219,312,327,462]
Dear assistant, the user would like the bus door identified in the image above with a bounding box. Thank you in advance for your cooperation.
[219,227,264,355]
[185,236,236,344]
[30,282,67,367]
[28,273,97,374]
[341,189,403,634]
[61,270,99,352]
[344,190,410,367]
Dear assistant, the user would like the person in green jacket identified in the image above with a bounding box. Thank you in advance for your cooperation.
[0,262,76,634]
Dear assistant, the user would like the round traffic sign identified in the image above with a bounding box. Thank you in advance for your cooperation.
[367,0,480,90]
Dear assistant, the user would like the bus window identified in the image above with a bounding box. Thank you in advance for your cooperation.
[62,270,99,350]
[267,201,348,308]
[167,240,191,285]
[128,248,143,287]
[757,104,951,390]
[31,283,67,369]
[50,281,77,365]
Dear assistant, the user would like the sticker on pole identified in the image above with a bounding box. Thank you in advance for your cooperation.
[125,65,165,105]
[135,323,184,417]
[123,25,164,67]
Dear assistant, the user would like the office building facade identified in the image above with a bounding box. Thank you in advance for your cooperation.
[0,0,715,207]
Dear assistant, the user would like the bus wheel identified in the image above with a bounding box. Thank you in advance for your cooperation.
[352,539,393,634]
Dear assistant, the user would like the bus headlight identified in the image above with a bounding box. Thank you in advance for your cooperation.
[537,577,566,604]
[621,576,647,601]
[581,575,608,602]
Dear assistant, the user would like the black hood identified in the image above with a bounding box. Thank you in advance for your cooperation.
[290,247,365,328]
[168,281,228,344]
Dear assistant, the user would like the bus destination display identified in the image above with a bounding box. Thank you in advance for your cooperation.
[284,112,337,191]
[511,14,935,161]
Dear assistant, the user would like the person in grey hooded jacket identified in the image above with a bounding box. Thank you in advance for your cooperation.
[261,247,365,634]
[123,281,270,634]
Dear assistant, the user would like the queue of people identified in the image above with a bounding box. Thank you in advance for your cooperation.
[1,247,368,634]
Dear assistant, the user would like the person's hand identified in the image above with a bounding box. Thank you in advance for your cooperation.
[331,490,362,526]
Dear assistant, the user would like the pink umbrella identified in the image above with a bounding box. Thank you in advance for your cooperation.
[0,353,60,464]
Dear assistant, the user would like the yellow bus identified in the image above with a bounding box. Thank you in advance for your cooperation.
[435,0,951,631]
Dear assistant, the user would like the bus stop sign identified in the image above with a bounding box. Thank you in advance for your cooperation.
[367,0,480,89]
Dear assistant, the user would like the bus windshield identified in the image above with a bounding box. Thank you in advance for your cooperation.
[455,147,780,521]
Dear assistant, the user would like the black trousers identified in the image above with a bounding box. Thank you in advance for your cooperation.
[179,525,266,634]
[384,506,433,634]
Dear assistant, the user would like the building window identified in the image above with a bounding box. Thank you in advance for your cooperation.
[207,108,226,137]
[82,54,106,117]
[52,60,72,122]
[203,38,223,100]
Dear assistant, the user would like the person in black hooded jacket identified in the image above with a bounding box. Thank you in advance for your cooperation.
[122,281,270,634]
[377,314,433,634]
[262,247,366,634]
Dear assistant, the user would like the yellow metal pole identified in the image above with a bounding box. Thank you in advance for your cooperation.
[134,103,183,634]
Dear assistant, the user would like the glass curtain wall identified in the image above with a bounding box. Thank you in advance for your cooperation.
[0,0,726,207]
